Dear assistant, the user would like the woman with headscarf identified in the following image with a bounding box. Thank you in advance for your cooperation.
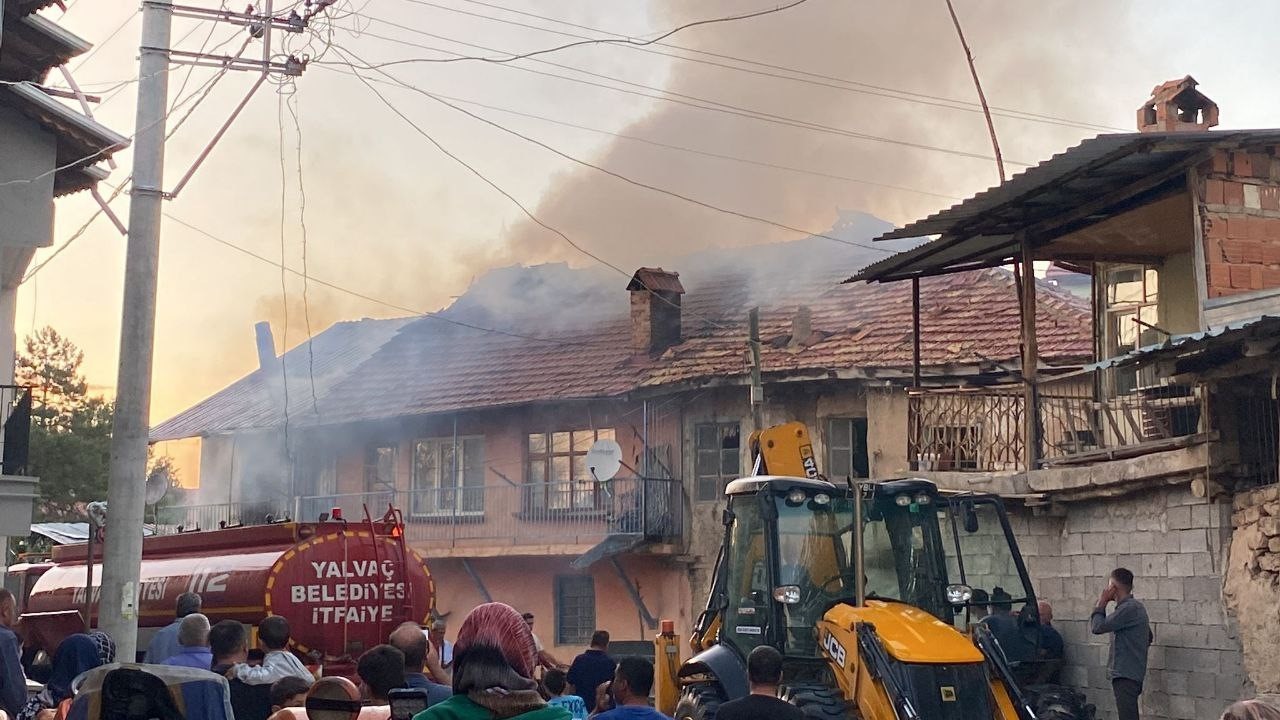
[414,603,570,720]
[17,633,110,720]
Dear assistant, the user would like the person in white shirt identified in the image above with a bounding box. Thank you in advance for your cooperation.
[520,612,564,670]
[232,617,315,686]
[424,619,453,668]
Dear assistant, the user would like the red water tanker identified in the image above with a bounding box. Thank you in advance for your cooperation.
[9,507,434,673]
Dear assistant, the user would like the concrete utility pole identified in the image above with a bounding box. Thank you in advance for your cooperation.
[100,0,305,660]
[748,308,764,432]
[99,0,173,662]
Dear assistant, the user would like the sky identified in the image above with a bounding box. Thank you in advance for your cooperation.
[17,0,1280,465]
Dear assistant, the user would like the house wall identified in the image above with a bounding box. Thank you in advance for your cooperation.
[1224,484,1280,695]
[196,431,290,506]
[427,554,692,662]
[0,106,55,249]
[1019,486,1246,720]
[1197,148,1280,299]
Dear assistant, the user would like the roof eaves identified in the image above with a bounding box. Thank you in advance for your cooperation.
[4,82,130,162]
[19,13,92,59]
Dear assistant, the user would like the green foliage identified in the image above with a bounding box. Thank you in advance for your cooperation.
[18,327,113,521]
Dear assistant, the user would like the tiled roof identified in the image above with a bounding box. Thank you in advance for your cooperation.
[150,317,415,441]
[153,227,1092,439]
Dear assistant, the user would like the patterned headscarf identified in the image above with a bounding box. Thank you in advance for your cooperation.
[90,631,116,665]
[452,603,544,719]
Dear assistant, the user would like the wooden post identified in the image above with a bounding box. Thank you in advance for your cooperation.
[912,278,922,388]
[749,308,764,432]
[1020,237,1040,470]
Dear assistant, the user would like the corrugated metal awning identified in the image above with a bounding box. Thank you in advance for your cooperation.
[1083,315,1280,372]
[849,129,1280,283]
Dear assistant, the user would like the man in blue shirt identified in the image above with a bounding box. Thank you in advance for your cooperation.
[567,631,614,713]
[0,590,27,720]
[162,613,214,669]
[390,622,452,707]
[146,592,202,664]
[593,658,671,720]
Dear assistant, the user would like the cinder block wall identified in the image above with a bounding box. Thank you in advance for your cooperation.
[1015,487,1248,720]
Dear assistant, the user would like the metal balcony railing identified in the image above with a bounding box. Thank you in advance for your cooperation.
[154,499,292,533]
[296,477,683,549]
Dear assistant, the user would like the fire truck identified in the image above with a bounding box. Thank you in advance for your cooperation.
[7,506,434,676]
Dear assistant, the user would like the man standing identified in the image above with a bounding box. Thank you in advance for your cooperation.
[0,590,27,720]
[389,622,451,707]
[210,619,273,720]
[593,658,670,720]
[567,631,614,714]
[146,592,201,664]
[1090,568,1152,720]
[425,619,453,668]
[521,612,563,671]
[716,647,802,720]
[162,613,214,669]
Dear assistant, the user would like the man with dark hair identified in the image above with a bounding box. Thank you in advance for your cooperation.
[568,630,614,713]
[0,589,27,719]
[545,668,587,720]
[716,647,803,720]
[210,619,274,720]
[521,612,564,671]
[1091,567,1152,720]
[593,657,669,720]
[145,592,201,664]
[235,616,315,685]
[356,645,406,705]
[389,621,451,707]
[269,676,311,713]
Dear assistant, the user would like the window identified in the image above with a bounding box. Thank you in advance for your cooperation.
[924,425,980,471]
[527,428,616,511]
[1104,266,1161,394]
[695,422,741,502]
[294,450,336,498]
[412,437,485,517]
[365,445,397,495]
[555,575,595,645]
[826,418,869,480]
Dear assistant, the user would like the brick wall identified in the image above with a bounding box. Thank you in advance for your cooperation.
[1017,487,1248,720]
[1199,148,1280,298]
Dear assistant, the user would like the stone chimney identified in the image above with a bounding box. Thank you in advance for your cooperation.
[254,321,277,371]
[627,268,685,358]
[788,305,812,349]
[1137,76,1219,133]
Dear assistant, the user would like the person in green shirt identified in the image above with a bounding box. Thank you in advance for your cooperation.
[414,603,570,720]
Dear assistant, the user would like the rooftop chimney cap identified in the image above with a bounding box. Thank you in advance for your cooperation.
[627,267,685,294]
[1137,75,1219,133]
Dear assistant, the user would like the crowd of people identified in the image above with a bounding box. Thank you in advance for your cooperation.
[0,582,1275,720]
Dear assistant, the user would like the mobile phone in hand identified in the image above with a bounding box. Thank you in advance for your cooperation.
[390,689,430,720]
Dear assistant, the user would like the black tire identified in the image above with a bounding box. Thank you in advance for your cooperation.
[779,683,848,720]
[675,683,725,720]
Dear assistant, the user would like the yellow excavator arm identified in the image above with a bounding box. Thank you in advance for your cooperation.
[748,421,819,479]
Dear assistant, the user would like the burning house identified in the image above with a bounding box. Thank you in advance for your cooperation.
[151,213,1090,657]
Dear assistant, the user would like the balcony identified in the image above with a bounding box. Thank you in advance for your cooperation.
[160,477,684,557]
[909,376,1212,474]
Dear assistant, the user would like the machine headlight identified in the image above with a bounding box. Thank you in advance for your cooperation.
[914,493,932,506]
[773,585,801,604]
[946,584,974,604]
[786,489,807,505]
[895,494,912,507]
[813,493,831,506]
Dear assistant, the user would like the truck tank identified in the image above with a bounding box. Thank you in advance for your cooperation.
[13,510,434,671]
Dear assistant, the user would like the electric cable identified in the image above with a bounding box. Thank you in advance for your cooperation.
[287,91,320,414]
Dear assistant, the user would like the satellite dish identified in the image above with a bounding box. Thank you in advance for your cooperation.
[144,467,170,505]
[584,439,623,482]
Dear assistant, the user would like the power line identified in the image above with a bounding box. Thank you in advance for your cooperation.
[162,212,620,346]
[385,0,810,65]
[320,22,1031,167]
[314,63,961,201]
[407,0,1127,134]
[331,45,916,252]
[277,92,293,453]
[286,91,320,414]
[334,56,733,330]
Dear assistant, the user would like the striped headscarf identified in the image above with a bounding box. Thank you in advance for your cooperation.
[452,603,545,719]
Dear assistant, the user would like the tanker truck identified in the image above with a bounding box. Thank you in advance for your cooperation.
[7,506,434,677]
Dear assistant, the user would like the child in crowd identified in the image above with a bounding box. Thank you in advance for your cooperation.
[270,676,312,714]
[235,617,316,686]
[544,668,588,720]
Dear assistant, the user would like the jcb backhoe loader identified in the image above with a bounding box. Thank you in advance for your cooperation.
[659,423,1089,720]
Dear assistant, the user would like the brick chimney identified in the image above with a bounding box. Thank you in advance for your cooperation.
[627,268,685,357]
[1137,76,1219,133]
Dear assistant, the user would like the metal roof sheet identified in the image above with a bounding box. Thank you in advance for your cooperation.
[850,130,1280,283]
[1083,315,1280,371]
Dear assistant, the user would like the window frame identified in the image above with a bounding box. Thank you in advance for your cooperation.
[554,575,595,646]
[525,428,617,513]
[825,417,869,480]
[1102,265,1161,395]
[364,444,398,495]
[694,421,741,502]
[410,435,486,518]
[924,424,981,471]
